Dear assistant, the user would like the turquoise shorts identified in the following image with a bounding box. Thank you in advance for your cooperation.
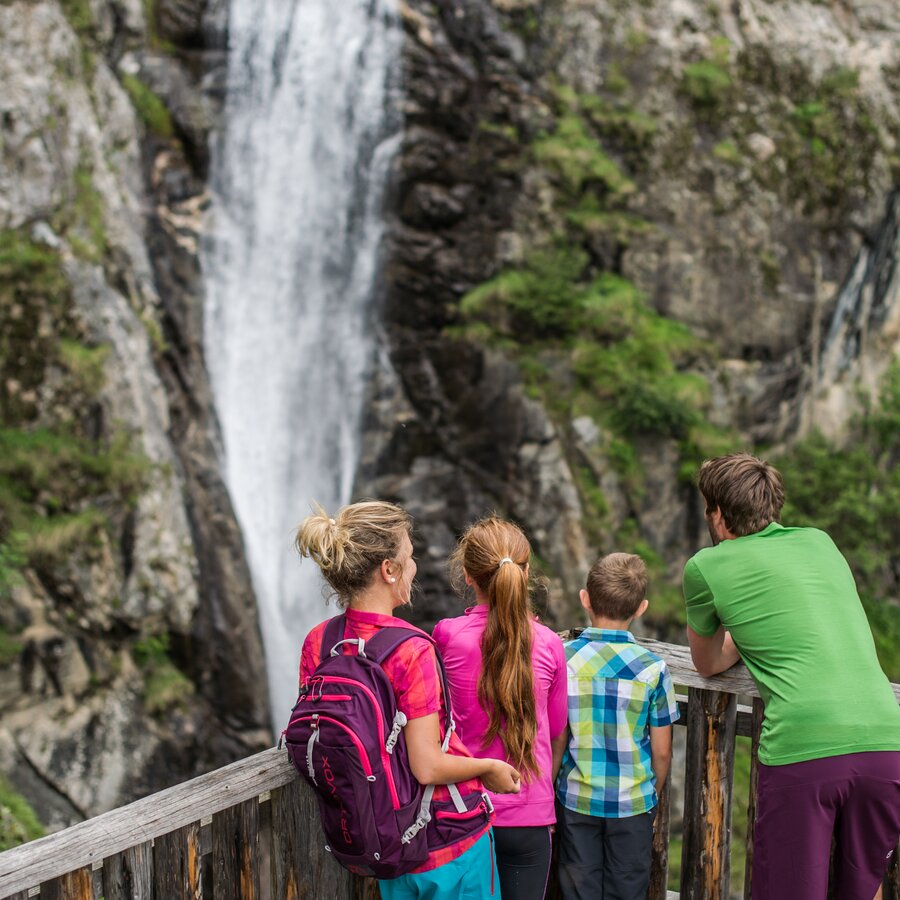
[378,829,499,900]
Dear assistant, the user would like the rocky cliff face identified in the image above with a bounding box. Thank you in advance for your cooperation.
[0,0,269,833]
[1,0,897,840]
[359,0,899,632]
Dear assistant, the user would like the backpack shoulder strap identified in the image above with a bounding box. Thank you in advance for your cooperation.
[320,614,347,660]
[363,625,432,664]
[364,626,456,749]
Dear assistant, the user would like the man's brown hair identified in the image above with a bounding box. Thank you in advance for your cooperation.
[586,553,648,620]
[698,452,785,537]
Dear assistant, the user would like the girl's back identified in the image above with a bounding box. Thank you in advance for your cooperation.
[434,608,567,826]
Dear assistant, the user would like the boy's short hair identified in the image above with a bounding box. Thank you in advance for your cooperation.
[586,553,648,620]
[698,452,784,537]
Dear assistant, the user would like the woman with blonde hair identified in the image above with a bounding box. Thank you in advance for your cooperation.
[292,500,520,899]
[433,516,568,900]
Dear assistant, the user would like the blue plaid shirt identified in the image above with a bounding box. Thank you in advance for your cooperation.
[556,629,679,818]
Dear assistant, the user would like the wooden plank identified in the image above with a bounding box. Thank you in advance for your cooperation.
[647,776,671,900]
[102,842,153,899]
[211,798,260,900]
[350,874,380,900]
[38,867,93,899]
[679,687,737,900]
[153,823,202,900]
[641,640,759,697]
[676,698,756,737]
[0,747,294,896]
[270,776,354,899]
[743,698,765,900]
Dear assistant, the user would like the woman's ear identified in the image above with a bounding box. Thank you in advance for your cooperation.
[380,558,395,584]
[463,568,475,588]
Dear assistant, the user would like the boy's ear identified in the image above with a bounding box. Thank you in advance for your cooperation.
[633,598,650,619]
[579,589,592,612]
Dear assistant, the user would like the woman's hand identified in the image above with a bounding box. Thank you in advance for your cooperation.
[482,759,521,794]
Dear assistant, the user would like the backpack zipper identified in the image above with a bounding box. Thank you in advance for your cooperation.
[434,801,487,821]
[294,714,377,780]
[316,675,401,808]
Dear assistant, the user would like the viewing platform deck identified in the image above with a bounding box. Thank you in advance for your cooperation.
[1,639,898,899]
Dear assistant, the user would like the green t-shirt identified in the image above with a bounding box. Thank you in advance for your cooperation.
[683,522,900,766]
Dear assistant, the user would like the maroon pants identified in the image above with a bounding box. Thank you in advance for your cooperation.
[752,750,900,900]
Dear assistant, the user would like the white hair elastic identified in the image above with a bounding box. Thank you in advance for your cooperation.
[498,557,514,567]
[329,518,336,525]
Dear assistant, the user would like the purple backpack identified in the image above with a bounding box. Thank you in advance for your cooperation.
[282,614,493,878]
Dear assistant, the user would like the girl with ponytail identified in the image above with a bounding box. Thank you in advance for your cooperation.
[434,517,568,900]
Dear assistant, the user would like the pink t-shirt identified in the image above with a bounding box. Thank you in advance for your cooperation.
[432,605,568,827]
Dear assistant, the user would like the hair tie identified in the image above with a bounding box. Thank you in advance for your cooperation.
[329,518,336,526]
[498,557,514,567]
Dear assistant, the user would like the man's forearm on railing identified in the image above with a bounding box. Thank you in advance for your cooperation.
[686,625,742,678]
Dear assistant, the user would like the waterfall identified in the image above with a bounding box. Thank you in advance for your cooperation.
[201,0,402,725]
[819,192,900,386]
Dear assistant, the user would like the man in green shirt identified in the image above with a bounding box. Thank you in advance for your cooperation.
[683,452,900,900]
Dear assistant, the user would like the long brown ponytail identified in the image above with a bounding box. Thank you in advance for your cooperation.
[450,516,539,778]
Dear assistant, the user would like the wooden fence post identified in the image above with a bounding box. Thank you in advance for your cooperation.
[103,842,153,899]
[647,776,671,900]
[743,697,765,900]
[212,797,260,900]
[270,776,354,899]
[39,866,94,899]
[680,687,737,900]
[153,823,202,899]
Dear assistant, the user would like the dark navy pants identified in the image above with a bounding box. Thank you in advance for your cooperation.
[556,805,655,900]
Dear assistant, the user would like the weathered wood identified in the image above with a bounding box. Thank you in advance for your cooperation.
[211,798,260,900]
[351,874,380,900]
[641,640,759,697]
[647,775,671,900]
[885,839,900,900]
[0,747,294,896]
[270,775,353,899]
[680,687,737,900]
[153,823,202,900]
[38,867,93,899]
[3,891,29,900]
[743,697,765,900]
[102,842,153,899]
[676,698,757,737]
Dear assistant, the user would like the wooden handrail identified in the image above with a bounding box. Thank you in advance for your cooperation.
[0,748,295,895]
[0,639,897,899]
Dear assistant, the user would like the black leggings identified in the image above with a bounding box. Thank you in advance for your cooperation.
[492,825,554,900]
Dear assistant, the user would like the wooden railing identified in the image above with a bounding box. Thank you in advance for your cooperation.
[1,640,897,899]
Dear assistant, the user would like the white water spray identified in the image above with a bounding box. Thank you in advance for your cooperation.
[202,0,401,725]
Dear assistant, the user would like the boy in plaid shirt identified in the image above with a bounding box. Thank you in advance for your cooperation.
[553,553,679,900]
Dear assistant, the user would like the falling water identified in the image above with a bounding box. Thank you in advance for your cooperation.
[201,0,402,725]
[819,192,900,384]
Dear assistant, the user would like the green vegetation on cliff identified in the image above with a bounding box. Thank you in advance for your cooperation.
[0,775,43,852]
[133,633,195,715]
[0,230,148,598]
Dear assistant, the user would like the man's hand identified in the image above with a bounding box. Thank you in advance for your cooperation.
[687,625,741,678]
[483,760,521,794]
